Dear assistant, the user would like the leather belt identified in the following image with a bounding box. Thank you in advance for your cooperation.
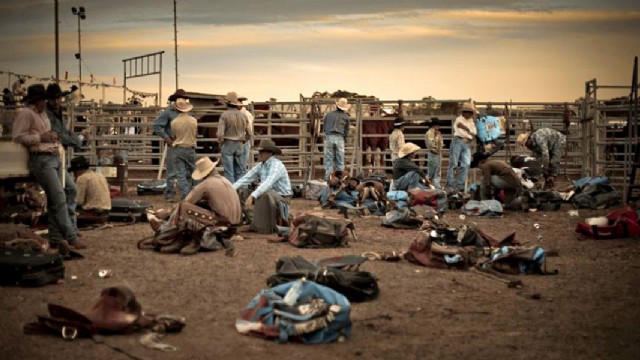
[174,145,195,149]
[455,136,472,143]
[31,151,58,156]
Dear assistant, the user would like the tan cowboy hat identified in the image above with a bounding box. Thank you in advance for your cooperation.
[255,139,282,155]
[398,142,421,158]
[192,157,220,181]
[461,101,479,114]
[516,132,531,148]
[336,98,351,111]
[225,91,246,106]
[174,98,193,113]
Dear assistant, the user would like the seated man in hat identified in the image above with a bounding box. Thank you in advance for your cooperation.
[388,117,405,162]
[470,152,525,210]
[146,156,243,256]
[393,143,431,191]
[233,139,293,234]
[12,84,85,249]
[517,128,566,189]
[424,118,444,189]
[69,155,112,226]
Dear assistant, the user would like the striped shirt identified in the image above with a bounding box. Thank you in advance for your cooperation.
[217,108,251,142]
[12,106,60,153]
[233,156,292,199]
[185,173,242,225]
[171,113,198,148]
[452,115,477,141]
[76,170,112,211]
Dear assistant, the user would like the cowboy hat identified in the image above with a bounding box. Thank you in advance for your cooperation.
[225,92,246,106]
[192,157,220,181]
[174,98,193,113]
[393,117,405,128]
[461,101,479,114]
[68,155,92,172]
[398,142,421,158]
[516,132,531,148]
[168,89,189,102]
[256,139,282,155]
[336,98,351,111]
[70,85,78,91]
[46,83,64,99]
[23,84,47,104]
[429,117,442,127]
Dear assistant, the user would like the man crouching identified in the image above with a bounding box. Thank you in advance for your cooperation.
[144,157,242,256]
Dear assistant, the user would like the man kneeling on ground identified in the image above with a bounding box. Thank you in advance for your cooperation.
[233,139,292,234]
[470,152,525,211]
[146,157,242,256]
[69,156,111,227]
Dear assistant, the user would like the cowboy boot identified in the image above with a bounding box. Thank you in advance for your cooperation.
[160,238,187,254]
[179,239,200,256]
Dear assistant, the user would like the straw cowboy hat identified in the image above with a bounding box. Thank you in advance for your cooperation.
[192,157,220,181]
[336,98,351,111]
[393,117,405,128]
[225,92,246,106]
[398,142,421,158]
[461,101,479,114]
[168,89,189,102]
[516,132,531,148]
[255,139,282,155]
[23,84,47,104]
[174,98,193,113]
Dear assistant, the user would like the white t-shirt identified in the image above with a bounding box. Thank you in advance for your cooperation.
[452,115,477,140]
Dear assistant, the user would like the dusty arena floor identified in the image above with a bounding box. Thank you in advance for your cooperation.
[1,195,639,360]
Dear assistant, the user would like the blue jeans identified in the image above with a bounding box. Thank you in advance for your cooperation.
[446,137,471,191]
[427,153,442,189]
[164,146,178,199]
[29,154,78,244]
[394,171,429,191]
[222,141,246,184]
[324,134,345,180]
[173,147,196,200]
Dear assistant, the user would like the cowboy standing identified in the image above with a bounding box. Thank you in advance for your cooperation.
[233,140,293,234]
[12,78,26,103]
[424,117,444,189]
[218,92,252,183]
[238,97,255,170]
[393,143,430,191]
[388,117,406,162]
[446,102,478,193]
[69,155,111,216]
[153,89,190,202]
[517,128,566,189]
[147,157,242,256]
[323,98,351,180]
[170,98,198,199]
[12,84,86,249]
[470,152,525,210]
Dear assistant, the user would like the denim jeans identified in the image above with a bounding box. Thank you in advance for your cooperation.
[222,140,246,184]
[173,147,196,200]
[324,134,345,180]
[427,153,442,189]
[29,154,78,244]
[446,137,472,191]
[394,171,429,191]
[164,146,178,199]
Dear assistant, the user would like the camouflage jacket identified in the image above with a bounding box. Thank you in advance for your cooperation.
[530,128,566,168]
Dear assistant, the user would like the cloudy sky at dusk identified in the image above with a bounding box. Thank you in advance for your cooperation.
[1,0,639,105]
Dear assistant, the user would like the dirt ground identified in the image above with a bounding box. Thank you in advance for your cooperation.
[1,195,639,360]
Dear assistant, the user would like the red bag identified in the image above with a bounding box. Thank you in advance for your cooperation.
[575,206,640,240]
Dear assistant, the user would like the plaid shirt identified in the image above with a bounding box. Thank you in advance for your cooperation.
[233,156,292,198]
[76,170,112,211]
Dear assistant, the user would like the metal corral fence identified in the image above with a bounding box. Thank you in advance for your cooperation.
[0,92,636,196]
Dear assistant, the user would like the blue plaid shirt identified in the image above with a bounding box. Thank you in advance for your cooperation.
[233,156,292,198]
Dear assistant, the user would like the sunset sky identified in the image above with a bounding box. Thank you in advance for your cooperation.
[1,0,639,105]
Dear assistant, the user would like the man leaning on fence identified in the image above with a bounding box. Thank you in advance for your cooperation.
[153,89,190,202]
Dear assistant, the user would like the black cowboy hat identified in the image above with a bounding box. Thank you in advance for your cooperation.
[46,83,64,99]
[256,139,282,155]
[393,116,405,128]
[23,84,47,104]
[168,89,189,102]
[68,155,92,172]
[70,85,78,91]
[429,117,442,127]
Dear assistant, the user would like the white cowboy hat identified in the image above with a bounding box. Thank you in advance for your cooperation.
[461,101,479,114]
[175,98,193,113]
[225,91,246,106]
[516,132,531,148]
[398,142,421,158]
[192,157,220,180]
[336,98,351,111]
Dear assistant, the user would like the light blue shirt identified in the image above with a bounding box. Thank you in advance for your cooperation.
[233,156,292,198]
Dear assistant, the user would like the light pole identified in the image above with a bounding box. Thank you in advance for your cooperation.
[71,6,86,98]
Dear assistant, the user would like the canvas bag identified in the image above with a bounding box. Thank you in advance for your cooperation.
[462,200,503,217]
[575,206,640,240]
[478,246,557,275]
[304,180,327,201]
[572,183,620,209]
[403,231,476,269]
[408,188,448,213]
[288,214,354,248]
[381,207,423,229]
[387,190,410,209]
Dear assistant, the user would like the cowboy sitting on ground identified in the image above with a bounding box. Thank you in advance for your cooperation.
[517,127,566,190]
[393,143,431,191]
[470,152,526,211]
[69,155,112,226]
[233,140,293,234]
[146,157,243,256]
